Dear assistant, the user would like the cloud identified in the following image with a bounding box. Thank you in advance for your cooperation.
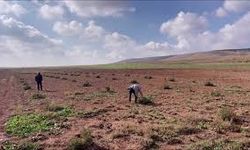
[104,32,135,50]
[144,41,170,50]
[64,1,135,18]
[84,20,106,40]
[53,20,83,36]
[0,15,65,67]
[223,0,250,13]
[0,1,26,17]
[215,11,250,49]
[215,0,250,17]
[104,32,136,59]
[155,11,250,55]
[216,7,227,17]
[160,11,207,38]
[52,19,175,60]
[52,20,106,42]
[52,19,138,62]
[0,15,61,45]
[51,19,135,60]
[39,4,64,20]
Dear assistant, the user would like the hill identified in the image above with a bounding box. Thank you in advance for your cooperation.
[119,48,250,64]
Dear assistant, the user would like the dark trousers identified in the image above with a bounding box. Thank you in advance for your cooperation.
[37,82,43,91]
[129,88,137,102]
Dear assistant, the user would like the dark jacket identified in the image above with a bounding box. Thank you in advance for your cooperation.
[35,73,43,83]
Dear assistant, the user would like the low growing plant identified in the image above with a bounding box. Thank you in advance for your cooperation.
[144,76,153,79]
[31,93,46,100]
[164,84,172,90]
[219,107,236,121]
[188,139,245,150]
[77,109,108,118]
[17,141,40,150]
[68,128,93,150]
[138,96,154,105]
[169,78,175,82]
[82,81,92,87]
[47,105,74,117]
[5,114,52,137]
[205,81,216,87]
[23,83,31,90]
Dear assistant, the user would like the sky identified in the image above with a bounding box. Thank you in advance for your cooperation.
[1,0,250,67]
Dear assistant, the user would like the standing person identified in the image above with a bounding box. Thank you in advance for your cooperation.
[128,80,143,103]
[35,72,43,91]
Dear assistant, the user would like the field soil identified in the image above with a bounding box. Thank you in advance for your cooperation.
[0,68,250,149]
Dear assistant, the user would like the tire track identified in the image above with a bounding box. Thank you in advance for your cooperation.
[0,73,21,142]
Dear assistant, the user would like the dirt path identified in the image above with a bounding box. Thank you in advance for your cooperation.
[0,71,22,142]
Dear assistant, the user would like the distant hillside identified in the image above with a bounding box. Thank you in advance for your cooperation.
[118,48,250,64]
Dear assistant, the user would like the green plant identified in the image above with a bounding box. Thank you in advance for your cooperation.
[5,114,52,137]
[23,83,31,90]
[74,92,84,96]
[82,81,91,87]
[211,91,222,97]
[164,84,172,90]
[105,86,111,92]
[112,125,144,139]
[17,141,39,150]
[176,126,201,135]
[219,107,235,121]
[142,138,159,150]
[196,121,208,130]
[144,76,153,79]
[47,105,74,117]
[23,85,31,90]
[138,96,154,105]
[31,93,46,99]
[77,109,108,118]
[47,105,64,112]
[188,118,210,130]
[227,124,242,133]
[68,129,93,150]
[1,141,40,150]
[213,121,242,134]
[169,78,175,82]
[83,91,115,101]
[1,141,17,150]
[19,78,25,84]
[205,81,216,87]
[188,139,245,150]
[104,87,116,94]
[149,126,178,142]
[57,107,74,117]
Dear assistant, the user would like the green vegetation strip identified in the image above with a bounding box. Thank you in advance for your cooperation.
[89,62,250,69]
[5,114,53,137]
[47,105,74,117]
